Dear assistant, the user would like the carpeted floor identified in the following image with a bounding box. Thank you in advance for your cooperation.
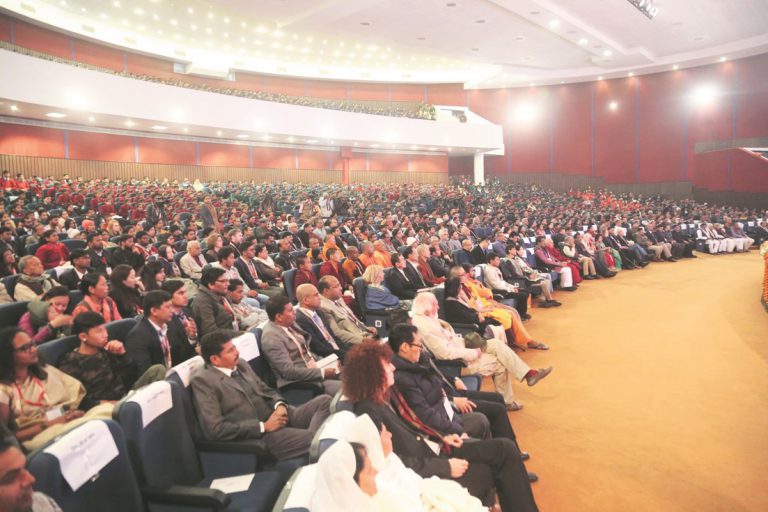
[494,251,768,511]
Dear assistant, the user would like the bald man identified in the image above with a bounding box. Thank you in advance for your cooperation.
[317,275,377,345]
[294,283,346,360]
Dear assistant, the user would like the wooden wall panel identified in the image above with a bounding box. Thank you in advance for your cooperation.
[138,138,197,165]
[199,142,249,167]
[11,20,71,59]
[72,40,125,71]
[67,131,135,162]
[350,170,447,184]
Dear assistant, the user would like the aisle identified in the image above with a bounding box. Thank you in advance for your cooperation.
[495,251,768,511]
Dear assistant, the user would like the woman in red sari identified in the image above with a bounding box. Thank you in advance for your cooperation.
[544,238,582,284]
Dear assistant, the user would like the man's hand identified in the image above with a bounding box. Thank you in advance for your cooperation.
[366,326,378,335]
[453,397,476,414]
[105,340,126,355]
[448,458,469,478]
[443,434,464,448]
[323,367,338,379]
[453,378,467,392]
[48,314,74,328]
[264,410,288,432]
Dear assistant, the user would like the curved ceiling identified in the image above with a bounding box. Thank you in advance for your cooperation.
[2,0,768,87]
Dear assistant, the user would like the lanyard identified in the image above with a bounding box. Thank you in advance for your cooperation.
[13,377,47,408]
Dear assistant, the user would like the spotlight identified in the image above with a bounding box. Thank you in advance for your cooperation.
[609,101,619,111]
[514,102,538,122]
[626,0,659,19]
[692,84,718,106]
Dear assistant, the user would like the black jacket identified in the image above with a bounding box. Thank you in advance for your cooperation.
[125,316,167,375]
[294,308,346,360]
[385,267,419,300]
[391,354,463,435]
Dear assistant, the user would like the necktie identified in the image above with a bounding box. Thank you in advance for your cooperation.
[335,299,362,328]
[195,255,204,266]
[312,312,339,350]
[157,329,171,368]
[286,327,313,366]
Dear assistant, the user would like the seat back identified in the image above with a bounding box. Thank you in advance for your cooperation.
[27,420,144,512]
[282,268,298,304]
[106,318,138,343]
[271,465,316,512]
[431,286,448,321]
[166,355,206,439]
[308,411,356,463]
[113,380,203,488]
[174,251,189,278]
[310,263,322,279]
[352,277,369,321]
[233,329,277,388]
[0,300,29,329]
[37,335,80,367]
[3,274,22,299]
[66,291,83,314]
[62,239,87,251]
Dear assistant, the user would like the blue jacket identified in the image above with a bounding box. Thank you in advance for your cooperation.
[364,284,400,310]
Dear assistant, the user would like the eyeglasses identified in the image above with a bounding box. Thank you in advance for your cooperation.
[215,278,229,283]
[407,342,424,350]
[14,342,35,353]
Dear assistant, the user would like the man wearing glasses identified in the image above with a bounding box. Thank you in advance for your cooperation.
[191,267,240,338]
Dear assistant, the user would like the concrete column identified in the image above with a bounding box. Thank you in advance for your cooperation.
[473,152,485,185]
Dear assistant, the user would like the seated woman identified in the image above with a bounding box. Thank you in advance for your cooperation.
[140,260,166,292]
[253,244,283,286]
[543,239,582,284]
[157,244,183,278]
[109,264,143,318]
[0,327,113,451]
[362,265,406,310]
[18,286,73,345]
[342,341,538,512]
[203,233,223,263]
[562,236,598,280]
[71,273,122,322]
[0,247,18,277]
[595,233,619,271]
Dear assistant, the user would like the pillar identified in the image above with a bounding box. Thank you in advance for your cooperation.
[473,152,485,185]
[340,147,352,185]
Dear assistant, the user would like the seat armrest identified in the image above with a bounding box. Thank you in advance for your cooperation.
[142,484,231,511]
[451,323,479,335]
[280,382,324,394]
[435,358,467,368]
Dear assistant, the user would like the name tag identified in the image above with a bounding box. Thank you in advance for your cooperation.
[45,406,64,422]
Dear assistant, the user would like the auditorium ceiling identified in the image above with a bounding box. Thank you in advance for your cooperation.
[1,0,767,87]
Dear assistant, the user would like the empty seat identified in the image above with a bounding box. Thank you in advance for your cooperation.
[0,300,29,329]
[37,335,80,367]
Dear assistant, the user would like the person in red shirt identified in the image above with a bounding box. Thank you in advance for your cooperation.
[34,230,70,270]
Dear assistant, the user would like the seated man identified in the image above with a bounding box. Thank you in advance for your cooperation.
[190,330,332,460]
[179,240,206,280]
[192,267,239,338]
[13,256,59,302]
[58,249,91,291]
[261,295,341,396]
[484,253,530,320]
[412,293,552,411]
[385,252,420,300]
[227,278,268,331]
[294,283,347,360]
[317,275,377,345]
[60,312,165,410]
[125,290,189,374]
[0,426,63,512]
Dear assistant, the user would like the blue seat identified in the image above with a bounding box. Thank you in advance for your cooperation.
[2,274,22,299]
[114,380,286,512]
[37,335,80,367]
[66,290,83,314]
[62,239,86,251]
[105,318,138,343]
[310,263,322,280]
[27,420,144,512]
[352,277,392,336]
[271,465,316,512]
[0,300,29,329]
[174,250,189,278]
[282,268,298,304]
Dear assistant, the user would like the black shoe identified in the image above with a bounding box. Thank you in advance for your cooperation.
[561,286,577,291]
[546,300,562,307]
[528,472,539,483]
[521,313,532,321]
[539,301,557,308]
[521,451,531,462]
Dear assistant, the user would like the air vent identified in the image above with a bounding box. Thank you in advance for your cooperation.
[124,37,137,45]
[20,3,36,13]
[82,25,95,33]
[174,49,187,57]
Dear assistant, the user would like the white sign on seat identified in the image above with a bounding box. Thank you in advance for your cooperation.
[128,381,173,428]
[232,332,260,362]
[167,355,204,387]
[45,420,119,492]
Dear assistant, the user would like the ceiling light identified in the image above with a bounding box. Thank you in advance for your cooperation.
[446,2,456,6]
[428,147,438,151]
[88,116,95,122]
[471,48,479,52]
[628,72,634,77]
[287,136,295,143]
[237,134,249,139]
[186,7,194,14]
[719,56,727,62]
[410,145,419,150]
[416,37,426,40]
[9,105,19,111]
[475,19,485,23]
[261,135,271,141]
[112,0,120,7]
[579,38,588,45]
[182,127,189,133]
[134,8,144,15]
[45,112,67,118]
[515,102,538,122]
[360,22,370,26]
[548,20,560,28]
[597,76,604,80]
[124,120,135,127]
[370,144,380,148]
[609,101,618,111]
[692,84,718,106]
[673,64,679,70]
[170,19,177,25]
[603,50,613,57]
[306,139,318,144]
[152,125,168,130]
[626,0,659,19]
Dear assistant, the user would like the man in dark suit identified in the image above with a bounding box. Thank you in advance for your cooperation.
[85,233,113,274]
[294,283,347,360]
[125,290,183,375]
[161,279,198,364]
[385,252,419,300]
[112,234,144,271]
[402,246,427,288]
[191,267,238,338]
[469,238,492,266]
[190,330,331,459]
[58,249,91,291]
[453,239,473,266]
[274,239,297,271]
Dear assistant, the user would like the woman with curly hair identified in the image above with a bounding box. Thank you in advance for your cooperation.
[343,341,538,512]
[109,264,143,318]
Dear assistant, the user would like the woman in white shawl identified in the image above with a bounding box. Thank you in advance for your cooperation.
[314,411,486,512]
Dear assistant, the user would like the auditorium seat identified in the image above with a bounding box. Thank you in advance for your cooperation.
[270,465,316,512]
[282,268,298,304]
[27,419,145,512]
[105,318,138,343]
[352,277,392,336]
[37,335,80,367]
[114,380,286,512]
[0,300,29,329]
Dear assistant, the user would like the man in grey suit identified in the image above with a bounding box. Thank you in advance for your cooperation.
[317,275,377,345]
[261,295,341,396]
[190,330,331,460]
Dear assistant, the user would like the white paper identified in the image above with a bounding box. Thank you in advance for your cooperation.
[167,356,204,388]
[209,474,255,494]
[45,421,119,492]
[128,381,173,428]
[442,397,455,420]
[316,353,339,371]
[681,224,687,229]
[45,407,64,422]
[748,222,754,227]
[232,332,260,362]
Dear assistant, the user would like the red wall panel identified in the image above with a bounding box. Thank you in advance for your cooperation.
[199,142,249,167]
[138,138,197,165]
[297,149,335,169]
[594,78,637,184]
[409,155,448,173]
[251,147,296,169]
[552,83,592,175]
[68,131,134,162]
[264,76,306,97]
[730,150,768,193]
[427,84,467,106]
[366,153,409,172]
[0,124,65,158]
[349,156,368,171]
[347,82,389,101]
[125,53,173,77]
[390,84,426,102]
[12,20,71,59]
[72,40,124,72]
[509,87,551,174]
[637,73,686,183]
[0,14,11,43]
[735,53,768,140]
[304,79,348,99]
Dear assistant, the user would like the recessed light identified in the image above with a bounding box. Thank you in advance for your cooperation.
[579,38,588,45]
[182,127,189,132]
[609,101,618,111]
[124,120,135,127]
[88,116,95,122]
[360,21,370,26]
[548,20,560,28]
[719,56,727,62]
[514,35,525,41]
[597,76,604,80]
[371,144,380,148]
[237,134,249,139]
[262,135,271,141]
[353,142,359,146]
[475,19,485,23]
[9,105,18,112]
[287,136,295,143]
[416,36,426,40]
[446,2,456,6]
[628,72,634,77]
[134,8,144,15]
[471,48,479,52]
[603,50,612,57]
[306,139,318,144]
[216,130,222,136]
[45,112,67,118]
[672,64,679,70]
[152,125,167,130]
[428,147,438,151]
[530,11,540,15]
[693,35,705,41]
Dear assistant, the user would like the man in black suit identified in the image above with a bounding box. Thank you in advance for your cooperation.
[469,238,492,266]
[605,229,642,269]
[402,246,427,288]
[125,290,185,374]
[112,234,144,271]
[274,238,297,271]
[161,279,199,364]
[294,283,347,360]
[58,249,91,291]
[85,233,113,275]
[385,252,420,300]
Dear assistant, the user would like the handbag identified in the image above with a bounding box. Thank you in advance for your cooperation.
[462,331,487,351]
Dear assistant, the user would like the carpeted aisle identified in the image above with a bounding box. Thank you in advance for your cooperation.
[497,251,768,511]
